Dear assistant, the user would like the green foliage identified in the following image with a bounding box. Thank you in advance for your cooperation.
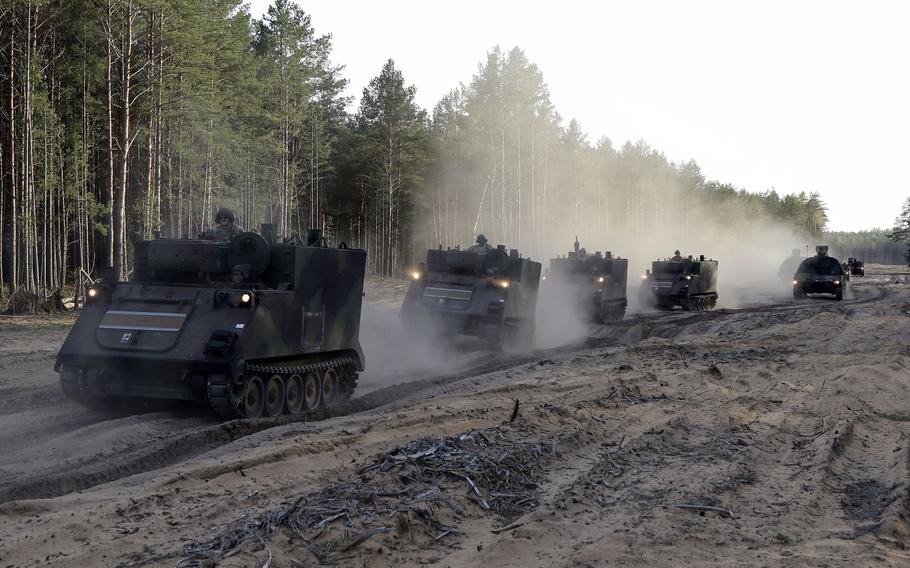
[347,59,428,276]
[1,2,840,287]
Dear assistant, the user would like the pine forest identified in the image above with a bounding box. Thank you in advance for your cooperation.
[1,0,843,299]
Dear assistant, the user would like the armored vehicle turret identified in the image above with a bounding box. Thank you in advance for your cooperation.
[56,226,366,418]
[546,240,628,322]
[400,243,541,350]
[640,254,718,311]
[793,245,846,300]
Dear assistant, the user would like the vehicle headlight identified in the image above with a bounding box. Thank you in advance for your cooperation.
[792,280,799,286]
[496,279,509,289]
[240,292,253,305]
[683,275,691,281]
[596,276,605,283]
[410,271,421,280]
[86,285,109,304]
[834,280,840,285]
[641,274,648,280]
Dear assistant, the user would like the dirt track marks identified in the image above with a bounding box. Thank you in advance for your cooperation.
[0,283,891,506]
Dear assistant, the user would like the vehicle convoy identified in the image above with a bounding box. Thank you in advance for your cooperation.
[546,239,628,322]
[793,245,847,301]
[640,253,718,311]
[56,227,366,418]
[847,257,865,276]
[400,239,541,350]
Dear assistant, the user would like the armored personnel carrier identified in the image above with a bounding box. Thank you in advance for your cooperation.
[793,245,847,300]
[55,227,366,418]
[847,257,865,276]
[640,254,718,311]
[400,244,541,350]
[547,240,628,322]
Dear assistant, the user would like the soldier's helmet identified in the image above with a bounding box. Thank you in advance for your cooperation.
[215,207,235,223]
[674,250,681,256]
[476,234,488,245]
[816,245,829,257]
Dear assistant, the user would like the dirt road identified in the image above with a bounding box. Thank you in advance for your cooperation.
[1,271,909,567]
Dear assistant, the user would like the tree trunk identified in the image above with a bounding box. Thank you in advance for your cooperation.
[113,0,135,281]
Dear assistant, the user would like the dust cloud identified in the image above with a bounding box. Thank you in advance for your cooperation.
[357,303,489,394]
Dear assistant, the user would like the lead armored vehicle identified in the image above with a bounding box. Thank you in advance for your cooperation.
[640,254,718,311]
[400,244,541,350]
[56,227,366,418]
[547,240,628,322]
[793,245,846,300]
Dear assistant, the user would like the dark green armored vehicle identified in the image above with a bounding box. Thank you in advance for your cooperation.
[400,243,541,350]
[640,254,718,311]
[56,227,365,418]
[793,246,847,300]
[847,257,865,277]
[547,240,628,322]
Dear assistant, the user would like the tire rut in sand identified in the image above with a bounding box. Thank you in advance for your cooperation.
[2,284,890,505]
[820,414,910,544]
[0,353,550,504]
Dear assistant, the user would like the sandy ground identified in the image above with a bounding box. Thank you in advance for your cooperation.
[1,269,910,567]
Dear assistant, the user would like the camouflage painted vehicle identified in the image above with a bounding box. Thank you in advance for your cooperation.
[640,255,718,311]
[546,241,628,322]
[55,227,366,418]
[793,246,847,300]
[400,244,541,350]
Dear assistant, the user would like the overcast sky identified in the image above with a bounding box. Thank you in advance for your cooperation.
[247,0,908,232]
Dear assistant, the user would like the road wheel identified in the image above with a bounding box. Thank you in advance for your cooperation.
[242,376,265,418]
[285,374,305,414]
[793,288,805,300]
[321,368,339,408]
[303,372,320,410]
[264,375,285,417]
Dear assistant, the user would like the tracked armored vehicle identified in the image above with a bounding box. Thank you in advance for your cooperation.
[848,257,865,277]
[547,241,628,322]
[793,246,846,301]
[400,244,541,350]
[640,255,718,311]
[55,227,366,418]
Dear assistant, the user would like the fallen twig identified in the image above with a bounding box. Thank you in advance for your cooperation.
[339,527,390,552]
[432,526,462,542]
[461,475,490,510]
[508,398,520,423]
[491,521,525,534]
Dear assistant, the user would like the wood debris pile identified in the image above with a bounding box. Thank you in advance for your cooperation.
[167,423,553,567]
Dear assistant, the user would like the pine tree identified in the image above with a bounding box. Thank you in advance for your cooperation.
[888,196,910,264]
[353,59,427,277]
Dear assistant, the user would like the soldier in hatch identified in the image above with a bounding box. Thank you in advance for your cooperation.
[469,234,493,254]
[670,250,684,262]
[200,207,243,242]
